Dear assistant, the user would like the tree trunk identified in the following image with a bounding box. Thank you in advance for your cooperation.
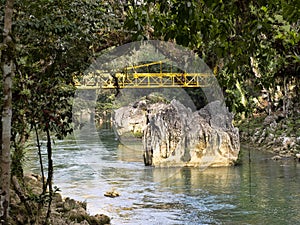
[45,128,53,224]
[34,124,46,194]
[283,75,289,117]
[0,0,15,224]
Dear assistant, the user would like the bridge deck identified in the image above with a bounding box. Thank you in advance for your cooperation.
[75,61,213,89]
[75,72,212,89]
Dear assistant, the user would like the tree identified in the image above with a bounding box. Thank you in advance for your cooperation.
[124,0,300,118]
[0,0,15,224]
[10,0,118,222]
[1,0,131,223]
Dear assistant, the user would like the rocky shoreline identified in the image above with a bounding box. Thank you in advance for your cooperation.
[239,111,300,160]
[10,174,110,225]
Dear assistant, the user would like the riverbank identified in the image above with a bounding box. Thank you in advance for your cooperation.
[9,174,110,225]
[238,110,300,160]
[13,126,300,224]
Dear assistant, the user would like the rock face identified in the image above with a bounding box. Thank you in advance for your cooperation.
[239,110,300,159]
[113,98,240,167]
[113,100,148,140]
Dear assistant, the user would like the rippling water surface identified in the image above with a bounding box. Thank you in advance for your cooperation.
[25,126,300,225]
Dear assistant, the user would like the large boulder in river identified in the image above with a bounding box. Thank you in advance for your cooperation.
[143,100,240,167]
[112,98,240,167]
[112,99,149,140]
[112,94,169,141]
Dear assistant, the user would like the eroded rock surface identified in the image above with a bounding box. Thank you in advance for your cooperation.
[113,100,148,139]
[113,98,240,167]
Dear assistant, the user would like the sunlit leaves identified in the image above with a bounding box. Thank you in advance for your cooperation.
[125,0,299,117]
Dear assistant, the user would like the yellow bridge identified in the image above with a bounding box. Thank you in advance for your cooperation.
[75,61,213,89]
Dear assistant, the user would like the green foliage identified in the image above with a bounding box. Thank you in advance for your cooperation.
[27,186,60,205]
[96,90,118,112]
[11,144,26,178]
[1,2,130,221]
[1,0,131,145]
[144,92,169,104]
[1,0,126,163]
[125,0,300,118]
[133,130,143,138]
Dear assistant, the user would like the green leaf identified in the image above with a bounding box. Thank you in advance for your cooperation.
[274,14,284,23]
[261,6,267,12]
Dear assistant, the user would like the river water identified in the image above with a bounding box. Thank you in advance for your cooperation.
[25,126,300,225]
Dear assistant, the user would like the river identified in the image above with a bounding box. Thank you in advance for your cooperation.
[25,126,300,225]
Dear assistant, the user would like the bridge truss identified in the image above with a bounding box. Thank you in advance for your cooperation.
[75,61,213,89]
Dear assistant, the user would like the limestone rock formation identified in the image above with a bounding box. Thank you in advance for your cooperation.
[112,98,240,167]
[112,100,148,140]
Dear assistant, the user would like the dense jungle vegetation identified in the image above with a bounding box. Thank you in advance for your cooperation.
[1,0,299,224]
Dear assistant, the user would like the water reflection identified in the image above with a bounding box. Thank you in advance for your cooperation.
[117,144,144,162]
[24,129,300,225]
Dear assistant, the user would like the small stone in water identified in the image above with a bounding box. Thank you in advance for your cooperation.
[104,190,120,198]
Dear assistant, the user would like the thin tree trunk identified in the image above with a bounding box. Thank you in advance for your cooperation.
[283,75,289,117]
[45,128,53,224]
[34,123,46,193]
[265,88,271,115]
[0,0,15,224]
[33,124,46,225]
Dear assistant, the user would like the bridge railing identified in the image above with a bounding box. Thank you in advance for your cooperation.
[75,61,214,89]
[75,71,213,89]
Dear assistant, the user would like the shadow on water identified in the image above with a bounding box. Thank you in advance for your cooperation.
[25,128,300,225]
